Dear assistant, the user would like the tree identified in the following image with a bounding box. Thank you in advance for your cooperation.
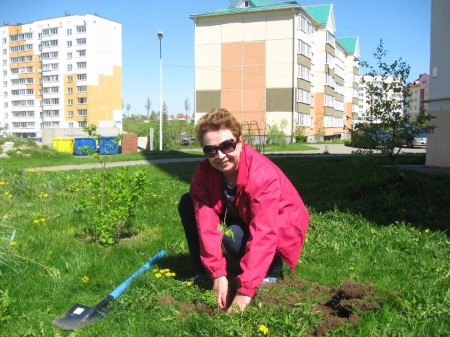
[353,40,434,171]
[184,98,191,120]
[126,103,131,116]
[145,97,152,120]
[162,101,169,120]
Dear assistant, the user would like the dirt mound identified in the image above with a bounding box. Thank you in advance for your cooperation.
[157,279,382,335]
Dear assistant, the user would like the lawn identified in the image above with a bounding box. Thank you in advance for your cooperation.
[0,152,449,336]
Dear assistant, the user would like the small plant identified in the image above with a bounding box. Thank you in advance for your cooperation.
[266,119,288,146]
[78,168,148,245]
[76,125,146,245]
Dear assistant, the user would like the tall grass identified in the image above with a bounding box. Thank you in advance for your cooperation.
[0,155,448,336]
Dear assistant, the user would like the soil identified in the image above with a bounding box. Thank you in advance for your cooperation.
[157,279,382,336]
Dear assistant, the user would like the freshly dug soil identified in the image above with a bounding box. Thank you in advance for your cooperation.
[157,279,382,336]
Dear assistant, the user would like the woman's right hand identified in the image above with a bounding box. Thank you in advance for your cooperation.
[213,276,229,309]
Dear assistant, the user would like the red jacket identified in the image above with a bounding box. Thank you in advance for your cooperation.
[190,144,309,297]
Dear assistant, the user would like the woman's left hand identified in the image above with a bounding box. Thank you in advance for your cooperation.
[227,294,251,313]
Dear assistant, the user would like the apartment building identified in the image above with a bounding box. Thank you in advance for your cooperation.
[190,0,359,140]
[356,75,404,124]
[0,13,122,139]
[406,73,429,121]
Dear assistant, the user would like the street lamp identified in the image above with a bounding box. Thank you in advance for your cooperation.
[157,31,163,151]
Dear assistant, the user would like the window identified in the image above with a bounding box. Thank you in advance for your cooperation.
[77,73,87,81]
[298,40,311,58]
[299,15,312,34]
[77,85,87,92]
[325,94,335,107]
[67,52,72,59]
[326,31,335,47]
[298,64,311,81]
[76,38,86,45]
[68,111,73,117]
[325,74,335,88]
[67,29,72,36]
[67,76,73,83]
[77,109,88,116]
[67,64,72,71]
[67,99,73,106]
[325,53,335,68]
[67,41,72,47]
[67,88,73,94]
[77,61,86,69]
[77,49,86,57]
[77,26,86,33]
[77,97,87,104]
[298,113,312,127]
[297,89,311,104]
[78,121,87,127]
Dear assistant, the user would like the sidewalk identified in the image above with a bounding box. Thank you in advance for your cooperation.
[34,144,433,172]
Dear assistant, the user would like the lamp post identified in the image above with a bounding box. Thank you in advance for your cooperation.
[157,31,163,151]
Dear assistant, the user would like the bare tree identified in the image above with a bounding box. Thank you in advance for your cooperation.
[184,98,191,120]
[145,97,152,120]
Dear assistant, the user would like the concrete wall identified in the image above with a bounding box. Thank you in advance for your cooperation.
[426,0,450,168]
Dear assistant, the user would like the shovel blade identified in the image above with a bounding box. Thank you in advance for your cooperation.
[52,303,107,330]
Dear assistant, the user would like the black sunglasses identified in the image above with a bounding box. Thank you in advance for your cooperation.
[203,139,239,158]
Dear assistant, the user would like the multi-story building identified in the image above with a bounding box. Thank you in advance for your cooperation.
[190,0,359,140]
[406,73,429,121]
[427,0,450,168]
[356,75,404,124]
[0,13,122,139]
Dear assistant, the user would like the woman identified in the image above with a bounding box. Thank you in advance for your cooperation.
[178,108,309,312]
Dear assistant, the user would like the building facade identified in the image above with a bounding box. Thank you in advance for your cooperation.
[427,0,450,168]
[190,0,359,140]
[0,13,122,139]
[356,75,404,125]
[406,73,429,121]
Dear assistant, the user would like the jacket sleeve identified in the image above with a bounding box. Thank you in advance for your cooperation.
[190,163,227,279]
[236,168,281,297]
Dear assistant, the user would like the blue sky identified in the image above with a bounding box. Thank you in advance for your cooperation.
[1,0,431,116]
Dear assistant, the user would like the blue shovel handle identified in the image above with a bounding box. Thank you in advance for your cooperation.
[108,250,166,300]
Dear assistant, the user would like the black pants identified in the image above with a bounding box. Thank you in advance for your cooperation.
[178,192,282,277]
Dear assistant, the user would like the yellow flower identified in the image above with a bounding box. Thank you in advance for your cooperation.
[165,272,172,277]
[41,218,46,223]
[155,273,162,278]
[33,219,39,224]
[258,324,269,335]
[10,241,16,247]
[8,194,12,198]
[82,276,90,283]
[3,215,8,219]
[152,268,159,272]
[424,228,430,234]
[185,281,193,286]
[171,272,176,277]
[27,168,36,173]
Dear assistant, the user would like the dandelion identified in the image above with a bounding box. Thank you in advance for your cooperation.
[425,228,430,234]
[185,281,193,287]
[258,324,269,335]
[0,181,7,185]
[155,273,162,278]
[171,272,176,277]
[82,276,90,283]
[152,268,159,272]
[41,218,46,223]
[165,272,172,277]
[27,168,36,173]
[10,241,17,247]
[33,219,39,224]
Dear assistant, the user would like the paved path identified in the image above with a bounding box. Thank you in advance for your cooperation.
[34,144,433,172]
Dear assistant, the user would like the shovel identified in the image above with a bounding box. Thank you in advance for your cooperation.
[52,250,166,330]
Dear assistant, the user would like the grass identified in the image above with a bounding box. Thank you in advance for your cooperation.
[0,149,449,336]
